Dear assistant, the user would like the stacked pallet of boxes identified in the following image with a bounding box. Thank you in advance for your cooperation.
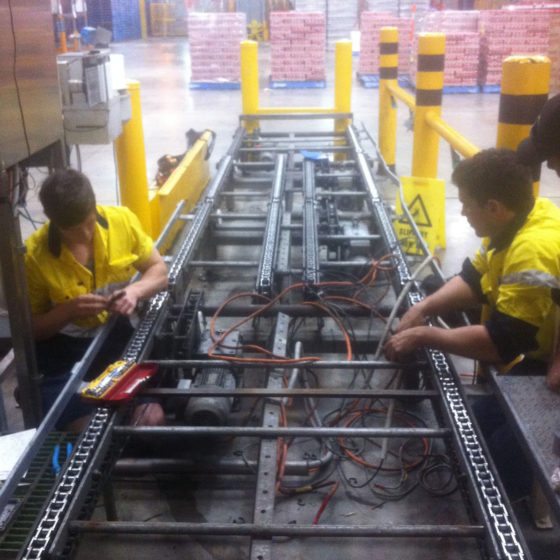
[326,0,357,49]
[365,0,430,18]
[188,12,246,88]
[474,0,511,7]
[270,11,326,86]
[415,10,480,91]
[479,9,550,89]
[548,10,560,92]
[358,12,412,80]
[507,4,560,92]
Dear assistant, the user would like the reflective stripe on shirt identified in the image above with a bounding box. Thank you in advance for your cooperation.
[500,270,560,289]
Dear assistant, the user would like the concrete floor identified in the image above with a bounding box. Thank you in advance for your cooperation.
[2,37,560,558]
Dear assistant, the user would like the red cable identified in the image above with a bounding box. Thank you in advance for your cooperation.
[312,481,339,525]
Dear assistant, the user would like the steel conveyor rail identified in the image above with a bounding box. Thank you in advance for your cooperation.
[255,154,287,296]
[302,160,320,293]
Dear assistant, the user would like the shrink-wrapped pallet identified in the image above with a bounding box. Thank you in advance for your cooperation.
[188,12,246,84]
[270,11,326,82]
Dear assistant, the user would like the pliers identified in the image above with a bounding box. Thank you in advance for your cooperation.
[52,442,73,475]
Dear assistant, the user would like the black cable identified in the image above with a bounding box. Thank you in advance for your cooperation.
[234,442,258,475]
[338,457,385,489]
[336,462,386,510]
[419,454,458,497]
[8,0,32,158]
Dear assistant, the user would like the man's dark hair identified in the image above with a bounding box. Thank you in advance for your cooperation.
[451,148,534,214]
[39,169,96,228]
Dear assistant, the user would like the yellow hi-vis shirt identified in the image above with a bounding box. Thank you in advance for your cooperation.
[470,197,560,362]
[24,205,154,336]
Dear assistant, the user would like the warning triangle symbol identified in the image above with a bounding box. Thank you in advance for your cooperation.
[399,194,432,228]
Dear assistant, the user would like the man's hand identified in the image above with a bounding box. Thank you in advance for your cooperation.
[67,294,109,319]
[107,287,139,317]
[395,302,428,333]
[384,327,426,362]
[546,358,560,393]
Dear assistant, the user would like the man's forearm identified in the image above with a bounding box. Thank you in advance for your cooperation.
[385,323,502,363]
[397,275,480,333]
[414,324,502,362]
[129,261,168,300]
[32,304,73,341]
[420,275,480,317]
[32,293,109,341]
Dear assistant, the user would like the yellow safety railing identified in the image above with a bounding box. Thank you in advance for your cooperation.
[240,39,353,137]
[378,27,551,248]
[379,27,552,177]
[114,80,213,239]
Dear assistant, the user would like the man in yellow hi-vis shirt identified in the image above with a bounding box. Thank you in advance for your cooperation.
[385,149,560,375]
[25,169,168,431]
[517,93,560,392]
[384,148,560,498]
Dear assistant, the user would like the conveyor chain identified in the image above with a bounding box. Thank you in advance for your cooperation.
[169,127,245,289]
[412,293,525,560]
[23,295,170,559]
[23,409,110,559]
[21,131,249,560]
[349,125,527,560]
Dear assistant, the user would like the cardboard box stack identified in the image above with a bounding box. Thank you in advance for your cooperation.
[508,4,560,92]
[479,9,550,86]
[270,11,326,82]
[366,0,430,19]
[409,32,480,88]
[188,12,246,83]
[358,12,412,76]
[548,11,560,92]
[415,11,480,89]
[327,0,357,49]
[419,9,480,32]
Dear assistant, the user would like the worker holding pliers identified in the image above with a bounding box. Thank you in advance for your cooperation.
[24,169,168,432]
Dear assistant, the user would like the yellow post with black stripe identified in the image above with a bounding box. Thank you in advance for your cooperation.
[378,27,399,173]
[241,40,260,134]
[412,33,445,178]
[497,56,550,193]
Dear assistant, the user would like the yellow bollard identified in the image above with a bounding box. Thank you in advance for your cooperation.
[378,27,399,172]
[114,80,153,236]
[497,56,550,193]
[334,39,353,137]
[411,33,445,179]
[241,40,260,134]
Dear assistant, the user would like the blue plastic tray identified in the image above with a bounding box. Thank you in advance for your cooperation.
[190,81,241,90]
[269,79,326,89]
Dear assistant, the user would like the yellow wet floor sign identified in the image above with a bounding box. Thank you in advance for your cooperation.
[394,176,445,255]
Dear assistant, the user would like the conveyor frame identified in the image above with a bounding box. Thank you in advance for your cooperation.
[0,118,531,560]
